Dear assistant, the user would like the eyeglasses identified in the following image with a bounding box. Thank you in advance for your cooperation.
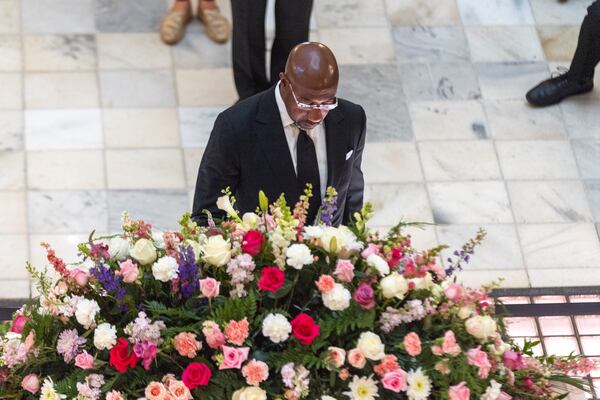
[289,84,338,111]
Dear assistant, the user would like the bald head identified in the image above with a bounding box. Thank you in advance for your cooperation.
[285,42,339,91]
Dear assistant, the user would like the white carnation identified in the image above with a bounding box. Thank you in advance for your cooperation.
[322,284,351,311]
[75,298,100,329]
[108,236,130,261]
[366,254,389,276]
[152,230,165,249]
[262,313,292,343]
[286,244,313,270]
[152,256,179,282]
[94,323,117,350]
[303,225,324,239]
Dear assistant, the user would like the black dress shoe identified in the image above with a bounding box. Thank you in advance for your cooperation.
[526,74,594,107]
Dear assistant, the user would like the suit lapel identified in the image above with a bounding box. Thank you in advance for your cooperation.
[255,87,300,203]
[324,107,347,190]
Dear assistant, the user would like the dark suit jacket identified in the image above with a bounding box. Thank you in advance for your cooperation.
[191,86,366,226]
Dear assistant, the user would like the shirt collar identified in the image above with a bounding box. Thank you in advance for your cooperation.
[274,80,296,128]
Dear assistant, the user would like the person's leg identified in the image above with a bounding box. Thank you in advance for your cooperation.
[198,0,230,44]
[231,0,269,100]
[270,0,313,84]
[160,0,192,45]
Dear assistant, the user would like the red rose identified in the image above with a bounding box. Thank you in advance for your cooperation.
[290,313,320,346]
[182,362,212,389]
[109,338,140,372]
[258,267,285,292]
[242,230,264,255]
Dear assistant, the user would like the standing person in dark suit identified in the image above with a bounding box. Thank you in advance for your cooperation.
[192,42,366,226]
[526,1,600,106]
[230,0,313,100]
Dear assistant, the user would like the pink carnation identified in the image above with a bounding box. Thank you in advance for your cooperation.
[316,275,335,293]
[381,369,407,393]
[444,283,464,302]
[467,346,492,379]
[503,351,523,371]
[403,332,421,357]
[449,382,470,400]
[202,320,225,349]
[374,354,399,377]
[220,346,249,370]
[242,359,269,386]
[174,332,202,358]
[361,243,380,258]
[225,318,249,346]
[75,351,95,369]
[21,374,40,394]
[106,390,125,400]
[334,259,355,283]
[441,331,461,357]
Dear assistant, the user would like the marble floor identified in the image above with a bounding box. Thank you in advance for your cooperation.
[1,0,600,298]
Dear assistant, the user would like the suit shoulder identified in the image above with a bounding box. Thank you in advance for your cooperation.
[337,98,365,117]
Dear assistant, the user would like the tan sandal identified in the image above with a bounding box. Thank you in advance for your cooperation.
[198,7,230,44]
[160,9,192,45]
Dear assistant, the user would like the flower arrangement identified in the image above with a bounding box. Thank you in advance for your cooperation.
[0,188,594,400]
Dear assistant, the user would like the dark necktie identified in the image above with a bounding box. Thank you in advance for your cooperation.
[296,129,322,224]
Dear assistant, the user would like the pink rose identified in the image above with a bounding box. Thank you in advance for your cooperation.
[220,346,249,369]
[381,369,407,392]
[75,351,95,369]
[467,346,491,379]
[444,283,464,302]
[441,331,461,357]
[353,283,375,310]
[348,348,366,369]
[145,382,167,400]
[9,315,27,334]
[106,390,125,400]
[503,351,523,371]
[21,374,40,394]
[202,321,225,349]
[69,268,90,287]
[449,382,470,400]
[118,259,139,283]
[167,380,193,400]
[199,277,220,298]
[326,347,346,368]
[403,332,422,357]
[334,259,355,283]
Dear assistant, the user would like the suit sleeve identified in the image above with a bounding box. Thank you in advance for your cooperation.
[342,106,367,224]
[191,113,240,225]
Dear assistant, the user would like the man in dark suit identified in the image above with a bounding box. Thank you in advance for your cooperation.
[192,42,366,226]
[230,0,313,100]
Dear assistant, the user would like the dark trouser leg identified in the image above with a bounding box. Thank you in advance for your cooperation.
[231,0,269,100]
[568,0,600,82]
[270,0,313,84]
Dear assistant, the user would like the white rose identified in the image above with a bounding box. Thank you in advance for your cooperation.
[152,230,165,249]
[262,313,292,343]
[94,323,117,350]
[75,298,100,329]
[108,237,130,261]
[232,386,267,400]
[366,254,389,276]
[458,303,476,320]
[152,256,179,282]
[380,273,409,299]
[286,244,313,270]
[322,284,351,311]
[242,212,260,229]
[201,235,232,267]
[130,238,157,265]
[480,379,502,400]
[356,331,385,361]
[465,315,497,340]
[409,273,434,290]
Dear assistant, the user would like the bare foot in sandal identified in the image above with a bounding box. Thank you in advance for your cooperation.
[198,0,230,44]
[160,0,192,45]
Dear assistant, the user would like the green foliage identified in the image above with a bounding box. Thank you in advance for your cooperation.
[316,304,375,348]
[209,291,257,324]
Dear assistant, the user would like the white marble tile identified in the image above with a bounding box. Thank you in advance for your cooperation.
[466,26,544,62]
[475,62,549,100]
[418,140,501,181]
[385,0,460,26]
[176,69,237,106]
[315,0,387,28]
[172,26,231,69]
[571,140,600,179]
[106,149,186,189]
[318,28,394,65]
[100,70,176,107]
[0,280,30,299]
[23,0,95,34]
[437,224,524,269]
[562,97,600,139]
[97,33,172,69]
[0,73,22,109]
[529,268,600,287]
[363,142,424,183]
[519,223,600,269]
[410,100,489,140]
[0,0,20,33]
[94,0,167,33]
[0,110,22,150]
[27,150,105,190]
[25,109,103,150]
[183,147,204,188]
[28,190,108,234]
[456,269,530,288]
[364,183,434,226]
[429,62,481,100]
[103,108,180,148]
[24,34,97,71]
[398,63,434,101]
[495,140,579,180]
[393,26,470,63]
[428,181,513,224]
[0,191,26,233]
[537,26,579,61]
[404,226,439,250]
[25,72,99,108]
[179,107,223,147]
[0,150,25,190]
[0,235,29,280]
[529,0,590,25]
[485,100,567,140]
[28,233,90,270]
[457,0,534,25]
[0,35,21,70]
[508,181,593,223]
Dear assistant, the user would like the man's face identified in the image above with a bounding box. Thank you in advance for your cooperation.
[280,74,337,131]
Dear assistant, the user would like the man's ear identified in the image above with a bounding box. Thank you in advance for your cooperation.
[279,72,288,87]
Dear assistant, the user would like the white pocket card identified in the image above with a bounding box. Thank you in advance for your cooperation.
[345,149,354,160]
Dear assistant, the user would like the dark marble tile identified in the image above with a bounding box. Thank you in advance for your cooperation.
[95,0,167,33]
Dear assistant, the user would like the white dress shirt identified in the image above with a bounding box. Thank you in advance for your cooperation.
[274,81,328,199]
